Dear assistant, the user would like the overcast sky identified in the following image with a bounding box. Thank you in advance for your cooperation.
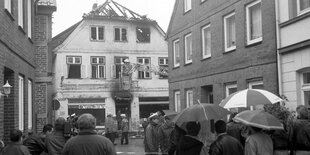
[52,0,175,37]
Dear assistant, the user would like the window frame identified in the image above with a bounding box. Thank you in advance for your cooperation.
[174,91,181,112]
[66,56,82,79]
[301,71,310,106]
[114,27,127,42]
[225,83,237,97]
[137,57,151,79]
[90,26,105,41]
[18,0,24,28]
[27,79,32,130]
[27,0,32,38]
[173,39,180,67]
[184,33,192,64]
[297,0,310,15]
[114,57,129,79]
[248,80,264,89]
[5,0,12,14]
[91,57,106,79]
[186,89,193,108]
[136,27,151,43]
[246,0,262,45]
[19,75,24,131]
[202,24,211,59]
[184,0,192,13]
[224,12,236,52]
[158,57,168,79]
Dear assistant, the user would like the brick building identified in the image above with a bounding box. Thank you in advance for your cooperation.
[0,0,55,143]
[166,0,278,112]
[277,0,310,110]
[51,1,168,131]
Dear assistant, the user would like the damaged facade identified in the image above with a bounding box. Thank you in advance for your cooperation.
[51,0,168,131]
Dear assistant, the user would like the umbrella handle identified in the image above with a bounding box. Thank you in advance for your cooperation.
[197,100,208,120]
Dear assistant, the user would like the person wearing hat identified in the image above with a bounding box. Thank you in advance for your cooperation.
[145,113,160,155]
[120,114,129,145]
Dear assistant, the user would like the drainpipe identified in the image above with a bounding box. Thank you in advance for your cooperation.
[275,0,283,105]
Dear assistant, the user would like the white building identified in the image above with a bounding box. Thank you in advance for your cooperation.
[50,0,168,130]
[276,0,310,110]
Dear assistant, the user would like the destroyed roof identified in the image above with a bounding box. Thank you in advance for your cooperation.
[83,0,154,22]
[36,0,56,7]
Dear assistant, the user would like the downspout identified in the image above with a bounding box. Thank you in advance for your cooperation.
[275,0,283,105]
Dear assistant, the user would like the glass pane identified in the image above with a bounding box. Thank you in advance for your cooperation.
[67,57,73,63]
[99,57,104,64]
[300,0,310,11]
[75,57,81,64]
[304,91,310,107]
[122,28,127,41]
[303,72,310,84]
[91,65,97,78]
[203,26,211,56]
[175,41,180,63]
[92,58,97,64]
[138,59,143,63]
[186,35,192,61]
[159,59,164,65]
[144,58,150,64]
[249,3,262,40]
[226,15,235,48]
[228,87,237,95]
[68,65,81,78]
[115,28,120,41]
[99,66,105,78]
[91,27,97,40]
[252,84,264,89]
[98,27,104,40]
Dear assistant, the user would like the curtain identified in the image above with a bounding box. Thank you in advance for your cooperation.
[250,3,262,40]
[226,15,236,48]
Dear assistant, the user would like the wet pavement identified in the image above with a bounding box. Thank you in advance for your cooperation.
[114,137,145,155]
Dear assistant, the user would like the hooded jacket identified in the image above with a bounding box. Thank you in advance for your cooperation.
[158,122,174,154]
[177,135,203,155]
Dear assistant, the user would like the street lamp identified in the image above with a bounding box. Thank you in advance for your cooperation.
[0,80,12,98]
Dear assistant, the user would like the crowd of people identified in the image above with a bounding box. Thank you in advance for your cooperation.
[142,105,310,155]
[0,105,309,155]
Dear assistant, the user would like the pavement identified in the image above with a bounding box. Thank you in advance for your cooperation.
[114,136,145,155]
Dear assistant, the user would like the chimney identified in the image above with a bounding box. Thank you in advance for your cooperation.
[92,3,98,10]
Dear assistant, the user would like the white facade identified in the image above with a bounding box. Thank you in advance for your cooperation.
[277,0,310,110]
[52,17,168,130]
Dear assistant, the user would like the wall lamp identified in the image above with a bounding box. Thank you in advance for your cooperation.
[0,80,12,98]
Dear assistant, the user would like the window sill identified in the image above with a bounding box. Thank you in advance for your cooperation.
[114,40,128,43]
[183,9,191,15]
[184,62,192,66]
[90,39,105,42]
[201,56,211,61]
[200,0,207,5]
[224,46,236,53]
[4,9,15,21]
[18,26,26,35]
[136,41,150,44]
[246,39,262,48]
[137,78,152,80]
[28,37,34,44]
[173,65,180,69]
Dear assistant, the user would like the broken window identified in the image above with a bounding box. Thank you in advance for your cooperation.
[90,26,104,41]
[114,57,128,78]
[136,27,150,43]
[114,27,127,42]
[91,57,105,78]
[67,56,82,79]
[158,57,168,79]
[138,57,151,79]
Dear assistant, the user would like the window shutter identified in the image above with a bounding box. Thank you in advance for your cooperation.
[111,64,116,78]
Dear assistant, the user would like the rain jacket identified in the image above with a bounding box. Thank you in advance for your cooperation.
[105,117,116,133]
[177,135,204,155]
[209,133,244,155]
[62,130,116,155]
[158,122,174,154]
[0,142,31,155]
[23,134,46,155]
[145,121,159,154]
[121,118,129,132]
[45,131,66,155]
[288,119,310,151]
[244,132,273,155]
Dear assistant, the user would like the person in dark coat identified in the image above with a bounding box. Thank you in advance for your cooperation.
[0,129,31,155]
[288,105,310,155]
[226,113,245,146]
[120,114,129,145]
[62,113,116,155]
[23,124,53,155]
[209,120,244,155]
[176,121,204,155]
[45,117,67,155]
[168,125,186,155]
[145,113,160,155]
[158,115,174,155]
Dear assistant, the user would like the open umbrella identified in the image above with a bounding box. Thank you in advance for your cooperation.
[233,110,284,130]
[172,103,231,127]
[219,89,283,109]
